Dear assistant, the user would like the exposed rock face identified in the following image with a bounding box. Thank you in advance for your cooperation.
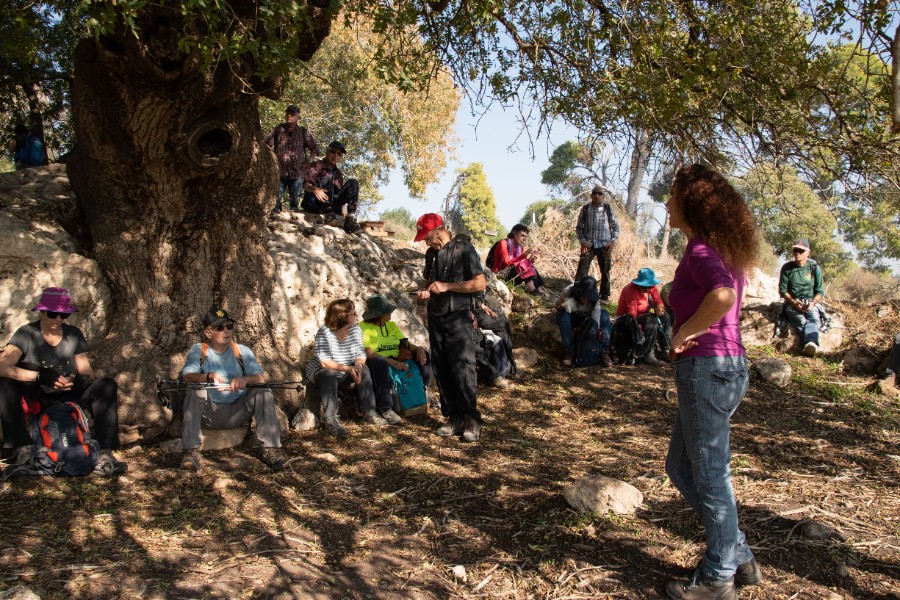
[753,357,792,388]
[563,474,643,514]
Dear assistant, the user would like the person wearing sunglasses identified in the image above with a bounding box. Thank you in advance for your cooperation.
[179,308,287,471]
[0,287,127,476]
[300,140,361,233]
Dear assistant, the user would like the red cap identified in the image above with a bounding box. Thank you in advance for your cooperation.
[414,213,443,241]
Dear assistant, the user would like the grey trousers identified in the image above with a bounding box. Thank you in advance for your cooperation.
[182,388,282,450]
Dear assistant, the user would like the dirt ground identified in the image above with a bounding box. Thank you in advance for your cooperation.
[1,338,899,599]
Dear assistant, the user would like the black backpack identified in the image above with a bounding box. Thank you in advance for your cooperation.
[485,239,503,271]
[572,316,602,367]
[30,402,100,476]
[611,315,644,365]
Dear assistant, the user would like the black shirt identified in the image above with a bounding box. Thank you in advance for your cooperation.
[426,235,484,316]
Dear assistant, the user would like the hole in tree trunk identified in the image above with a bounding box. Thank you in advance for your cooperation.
[186,121,239,168]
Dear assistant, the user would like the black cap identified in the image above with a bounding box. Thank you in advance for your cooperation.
[202,308,236,328]
[327,140,346,153]
[285,104,300,114]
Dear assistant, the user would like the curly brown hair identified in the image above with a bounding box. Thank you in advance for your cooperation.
[670,164,758,273]
[324,298,356,330]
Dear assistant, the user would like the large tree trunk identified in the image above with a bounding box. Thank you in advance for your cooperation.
[625,128,649,219]
[67,35,285,429]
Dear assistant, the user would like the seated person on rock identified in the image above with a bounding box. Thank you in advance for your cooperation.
[359,293,431,418]
[0,287,126,476]
[614,268,670,367]
[301,140,360,233]
[554,276,613,367]
[179,308,287,472]
[779,238,825,357]
[489,224,548,296]
[307,298,400,438]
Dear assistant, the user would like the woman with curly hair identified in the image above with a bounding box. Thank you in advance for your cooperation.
[663,164,761,600]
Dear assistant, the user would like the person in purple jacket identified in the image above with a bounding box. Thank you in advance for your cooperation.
[663,164,761,600]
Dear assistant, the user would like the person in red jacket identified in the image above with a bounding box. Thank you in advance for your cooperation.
[490,224,548,296]
[615,268,669,366]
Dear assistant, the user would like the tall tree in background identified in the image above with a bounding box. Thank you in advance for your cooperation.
[540,138,612,198]
[452,163,503,246]
[260,17,459,212]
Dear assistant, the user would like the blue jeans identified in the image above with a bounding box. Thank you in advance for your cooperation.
[783,304,819,345]
[556,310,611,353]
[273,177,303,212]
[665,355,753,581]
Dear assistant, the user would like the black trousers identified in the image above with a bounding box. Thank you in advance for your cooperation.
[301,178,359,215]
[575,246,612,299]
[0,377,121,450]
[428,309,481,423]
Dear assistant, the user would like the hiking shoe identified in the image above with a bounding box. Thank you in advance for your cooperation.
[379,408,403,425]
[665,571,736,600]
[362,410,389,426]
[344,215,360,233]
[180,448,201,471]
[644,353,661,367]
[562,351,573,367]
[802,341,819,357]
[94,449,128,476]
[600,351,613,368]
[323,417,347,439]
[436,416,464,437]
[461,416,482,443]
[490,376,510,389]
[258,447,288,471]
[734,559,762,587]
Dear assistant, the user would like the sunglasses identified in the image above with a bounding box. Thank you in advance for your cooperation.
[46,311,70,320]
[212,322,235,331]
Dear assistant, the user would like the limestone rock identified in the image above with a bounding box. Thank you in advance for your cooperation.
[563,475,643,514]
[525,312,561,348]
[753,358,792,388]
[0,585,41,600]
[291,408,319,431]
[840,347,880,375]
[870,377,900,399]
[744,268,780,304]
[513,347,540,369]
[741,301,844,352]
[200,427,247,450]
[799,518,839,541]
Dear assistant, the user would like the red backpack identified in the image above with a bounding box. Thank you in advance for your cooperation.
[30,402,100,476]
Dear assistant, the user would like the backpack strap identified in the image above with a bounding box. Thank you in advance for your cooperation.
[199,343,245,375]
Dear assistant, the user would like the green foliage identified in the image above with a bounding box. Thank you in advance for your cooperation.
[736,162,852,277]
[379,207,415,229]
[517,199,568,228]
[840,184,900,272]
[455,162,503,246]
[260,17,459,212]
[540,139,606,197]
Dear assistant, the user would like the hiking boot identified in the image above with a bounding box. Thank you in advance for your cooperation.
[362,410,389,426]
[734,559,762,587]
[461,415,482,443]
[379,408,403,425]
[1,446,34,479]
[94,448,128,476]
[343,215,360,233]
[490,376,510,389]
[600,351,613,368]
[644,353,661,367]
[665,571,736,600]
[436,416,464,437]
[324,213,343,227]
[562,351,573,367]
[323,417,347,439]
[258,447,288,471]
[180,448,201,471]
[802,341,819,357]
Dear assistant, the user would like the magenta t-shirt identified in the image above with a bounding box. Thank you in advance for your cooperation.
[670,238,746,357]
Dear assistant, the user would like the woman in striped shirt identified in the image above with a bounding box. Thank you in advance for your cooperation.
[307,299,388,438]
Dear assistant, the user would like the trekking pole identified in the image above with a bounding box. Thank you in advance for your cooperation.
[155,379,305,408]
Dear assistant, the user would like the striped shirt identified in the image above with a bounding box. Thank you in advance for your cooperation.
[306,325,366,380]
[576,202,620,248]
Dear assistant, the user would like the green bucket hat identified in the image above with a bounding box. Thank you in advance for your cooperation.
[362,294,397,321]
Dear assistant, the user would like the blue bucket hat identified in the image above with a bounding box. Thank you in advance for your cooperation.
[632,268,661,288]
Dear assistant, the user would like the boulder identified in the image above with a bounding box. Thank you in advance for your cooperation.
[839,347,880,375]
[200,427,248,450]
[291,408,319,432]
[869,377,900,399]
[753,358,792,388]
[525,312,560,348]
[513,347,540,369]
[563,475,643,514]
[0,585,41,600]
[741,301,844,352]
[744,268,780,304]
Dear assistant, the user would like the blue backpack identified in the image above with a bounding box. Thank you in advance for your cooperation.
[30,402,100,476]
[389,361,427,411]
[573,316,602,367]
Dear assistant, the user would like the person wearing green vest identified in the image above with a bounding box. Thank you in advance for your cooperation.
[359,294,432,420]
[778,238,825,357]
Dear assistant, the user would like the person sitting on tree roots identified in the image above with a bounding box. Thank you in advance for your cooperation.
[301,140,360,233]
[0,287,126,477]
[779,238,825,357]
[179,308,288,472]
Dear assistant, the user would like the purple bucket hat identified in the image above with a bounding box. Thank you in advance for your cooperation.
[31,287,79,313]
